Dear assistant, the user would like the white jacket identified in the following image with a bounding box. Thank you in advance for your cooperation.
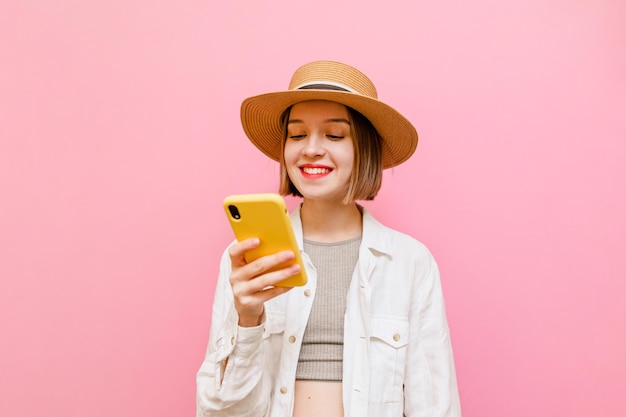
[197,206,462,417]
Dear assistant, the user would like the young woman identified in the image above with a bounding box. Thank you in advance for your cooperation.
[196,61,461,417]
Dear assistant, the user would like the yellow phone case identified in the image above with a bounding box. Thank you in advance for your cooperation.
[223,193,307,287]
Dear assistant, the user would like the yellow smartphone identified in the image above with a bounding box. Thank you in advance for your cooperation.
[223,193,307,287]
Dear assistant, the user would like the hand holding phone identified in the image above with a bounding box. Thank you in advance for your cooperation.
[223,193,308,287]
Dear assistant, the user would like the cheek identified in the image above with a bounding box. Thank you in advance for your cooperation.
[283,142,305,170]
[338,143,355,168]
[283,141,296,162]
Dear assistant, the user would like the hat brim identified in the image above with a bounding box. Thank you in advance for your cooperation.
[240,90,418,169]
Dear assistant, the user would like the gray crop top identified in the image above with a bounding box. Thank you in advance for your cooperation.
[295,236,361,381]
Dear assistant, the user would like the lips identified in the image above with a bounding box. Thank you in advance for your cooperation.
[299,164,332,178]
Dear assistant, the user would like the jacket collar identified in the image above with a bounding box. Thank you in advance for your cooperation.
[289,204,393,257]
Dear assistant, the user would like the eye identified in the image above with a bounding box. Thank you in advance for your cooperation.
[288,134,306,140]
[326,134,345,140]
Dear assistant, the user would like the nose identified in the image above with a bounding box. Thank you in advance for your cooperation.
[302,133,325,158]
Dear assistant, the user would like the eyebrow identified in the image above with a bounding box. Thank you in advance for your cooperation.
[287,118,351,125]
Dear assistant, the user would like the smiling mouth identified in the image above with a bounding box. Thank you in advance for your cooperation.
[301,167,331,175]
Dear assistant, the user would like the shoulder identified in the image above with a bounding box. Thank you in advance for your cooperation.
[362,207,433,261]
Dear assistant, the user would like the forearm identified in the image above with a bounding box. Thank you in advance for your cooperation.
[197,324,270,416]
[197,248,271,416]
[404,255,462,416]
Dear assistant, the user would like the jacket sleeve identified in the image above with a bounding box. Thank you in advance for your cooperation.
[196,247,272,417]
[404,249,462,417]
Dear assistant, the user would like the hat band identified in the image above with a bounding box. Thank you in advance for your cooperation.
[293,80,354,93]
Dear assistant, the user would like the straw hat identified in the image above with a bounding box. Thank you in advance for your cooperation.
[240,61,418,169]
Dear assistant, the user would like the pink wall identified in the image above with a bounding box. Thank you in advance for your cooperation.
[1,1,624,416]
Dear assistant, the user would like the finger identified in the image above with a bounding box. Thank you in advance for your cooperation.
[235,282,294,314]
[255,285,293,303]
[241,263,301,293]
[228,238,260,267]
[236,250,296,283]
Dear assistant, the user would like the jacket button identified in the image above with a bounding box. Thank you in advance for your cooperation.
[304,289,311,297]
[393,333,401,342]
[288,335,296,343]
[280,386,288,394]
[230,336,235,345]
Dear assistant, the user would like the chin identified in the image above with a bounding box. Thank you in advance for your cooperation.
[300,191,347,203]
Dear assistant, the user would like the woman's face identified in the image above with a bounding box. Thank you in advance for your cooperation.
[283,100,354,203]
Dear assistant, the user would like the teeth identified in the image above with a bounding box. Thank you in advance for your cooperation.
[302,167,330,174]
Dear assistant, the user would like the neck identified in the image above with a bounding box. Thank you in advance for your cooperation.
[300,199,362,243]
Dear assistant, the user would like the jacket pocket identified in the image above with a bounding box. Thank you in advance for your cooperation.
[263,309,286,338]
[369,316,409,404]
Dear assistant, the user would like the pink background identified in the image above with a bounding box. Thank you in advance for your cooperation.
[1,1,625,416]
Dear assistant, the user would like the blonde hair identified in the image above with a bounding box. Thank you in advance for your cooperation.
[278,105,383,203]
